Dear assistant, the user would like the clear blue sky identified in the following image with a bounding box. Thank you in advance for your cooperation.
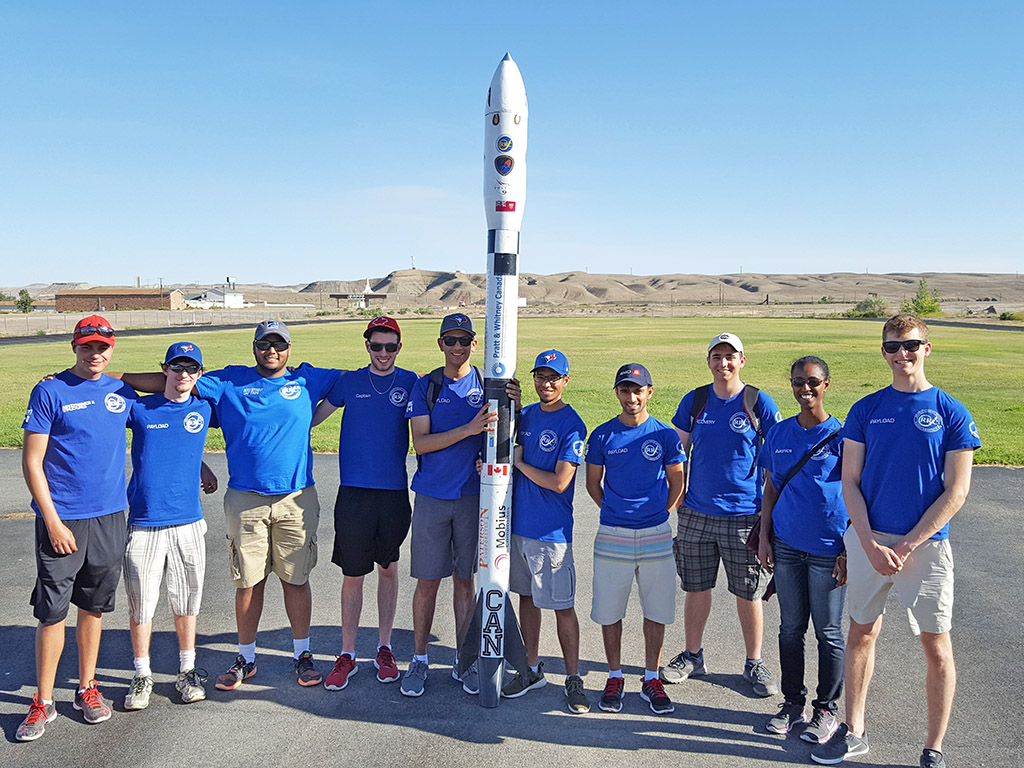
[2,2,1021,287]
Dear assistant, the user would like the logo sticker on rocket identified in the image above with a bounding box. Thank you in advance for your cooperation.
[495,201,516,212]
[494,179,510,196]
[495,156,514,176]
[495,135,513,153]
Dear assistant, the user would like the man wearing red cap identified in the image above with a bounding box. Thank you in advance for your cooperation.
[18,316,138,741]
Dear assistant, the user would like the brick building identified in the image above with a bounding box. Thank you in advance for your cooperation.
[55,288,184,312]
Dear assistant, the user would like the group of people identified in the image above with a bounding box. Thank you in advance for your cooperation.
[17,311,979,768]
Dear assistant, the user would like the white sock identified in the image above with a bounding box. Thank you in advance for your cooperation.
[644,669,658,681]
[608,668,623,679]
[239,642,256,664]
[413,653,429,664]
[133,656,152,678]
[293,637,310,659]
[40,698,53,706]
[179,649,196,673]
[378,644,391,652]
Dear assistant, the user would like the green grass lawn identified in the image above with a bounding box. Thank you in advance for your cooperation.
[2,317,1021,464]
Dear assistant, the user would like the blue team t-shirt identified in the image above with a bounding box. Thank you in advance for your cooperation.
[585,415,686,530]
[758,415,847,556]
[512,403,587,543]
[843,386,980,540]
[328,366,419,490]
[406,368,486,500]
[23,370,137,520]
[672,385,782,516]
[127,394,215,527]
[194,363,342,495]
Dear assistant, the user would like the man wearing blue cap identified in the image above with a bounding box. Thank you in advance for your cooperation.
[500,350,590,713]
[122,342,218,710]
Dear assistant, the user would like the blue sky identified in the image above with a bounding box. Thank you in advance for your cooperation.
[2,2,1021,287]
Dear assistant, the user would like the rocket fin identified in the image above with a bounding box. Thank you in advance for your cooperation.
[501,602,530,679]
[456,593,483,677]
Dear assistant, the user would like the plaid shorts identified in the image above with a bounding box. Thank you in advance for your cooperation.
[674,506,767,600]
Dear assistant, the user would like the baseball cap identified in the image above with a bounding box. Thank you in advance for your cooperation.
[254,319,291,343]
[439,313,475,337]
[531,349,569,377]
[72,315,116,348]
[614,363,653,388]
[364,316,401,340]
[708,333,744,355]
[164,341,203,367]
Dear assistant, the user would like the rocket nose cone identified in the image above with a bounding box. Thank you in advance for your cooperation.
[502,52,513,62]
[487,55,528,114]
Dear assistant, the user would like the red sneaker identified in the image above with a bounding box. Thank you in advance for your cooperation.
[375,646,400,683]
[324,653,358,690]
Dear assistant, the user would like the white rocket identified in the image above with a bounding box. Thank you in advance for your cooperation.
[456,53,530,708]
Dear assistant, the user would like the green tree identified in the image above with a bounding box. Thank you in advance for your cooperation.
[846,296,889,318]
[900,279,941,316]
[15,289,33,313]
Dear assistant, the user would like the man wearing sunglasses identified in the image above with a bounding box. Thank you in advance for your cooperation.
[400,313,497,698]
[122,342,218,711]
[311,316,418,692]
[117,319,343,694]
[811,315,980,768]
[18,316,137,741]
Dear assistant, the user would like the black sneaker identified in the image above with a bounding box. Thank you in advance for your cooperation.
[640,677,674,714]
[661,649,706,683]
[811,723,870,765]
[767,700,806,734]
[215,654,257,691]
[599,676,625,713]
[294,650,322,687]
[564,675,590,714]
[920,749,946,768]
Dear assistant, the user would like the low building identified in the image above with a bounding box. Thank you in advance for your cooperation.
[184,286,245,309]
[56,288,184,312]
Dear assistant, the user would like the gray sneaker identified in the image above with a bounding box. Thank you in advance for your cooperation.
[457,661,479,695]
[73,680,112,724]
[767,700,807,734]
[16,695,57,741]
[501,661,547,699]
[564,675,590,713]
[811,723,870,765]
[401,659,428,697]
[175,668,208,704]
[743,660,778,697]
[124,674,154,711]
[801,707,839,743]
[661,649,706,683]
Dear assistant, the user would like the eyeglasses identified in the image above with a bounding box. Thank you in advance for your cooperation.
[75,325,114,337]
[166,363,201,374]
[368,342,399,353]
[882,339,925,354]
[441,336,473,347]
[791,377,825,388]
[254,340,289,351]
[533,372,565,384]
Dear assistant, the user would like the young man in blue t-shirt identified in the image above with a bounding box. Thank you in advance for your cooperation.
[18,316,137,741]
[311,316,418,691]
[585,363,685,715]
[500,349,590,714]
[122,342,218,711]
[811,315,980,768]
[400,314,498,698]
[664,333,783,698]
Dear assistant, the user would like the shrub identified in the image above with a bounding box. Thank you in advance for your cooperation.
[900,279,941,316]
[846,296,889,318]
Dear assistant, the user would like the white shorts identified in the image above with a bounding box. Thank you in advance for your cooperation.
[591,522,676,626]
[123,519,207,624]
[509,535,576,610]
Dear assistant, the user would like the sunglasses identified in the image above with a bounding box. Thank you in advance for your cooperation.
[254,339,289,351]
[368,342,399,353]
[791,377,825,388]
[533,372,565,384]
[882,339,925,354]
[441,336,473,347]
[75,325,114,337]
[166,363,201,374]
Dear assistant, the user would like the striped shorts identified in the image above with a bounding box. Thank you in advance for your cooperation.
[123,519,207,624]
[591,521,676,626]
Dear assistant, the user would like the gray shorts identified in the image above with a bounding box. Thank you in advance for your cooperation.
[410,493,479,580]
[674,505,767,601]
[509,534,576,610]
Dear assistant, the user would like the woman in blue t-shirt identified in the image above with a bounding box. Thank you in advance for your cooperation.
[756,356,848,745]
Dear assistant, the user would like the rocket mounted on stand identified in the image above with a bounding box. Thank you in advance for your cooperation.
[456,53,530,708]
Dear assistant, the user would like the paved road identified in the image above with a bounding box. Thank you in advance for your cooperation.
[0,450,1019,767]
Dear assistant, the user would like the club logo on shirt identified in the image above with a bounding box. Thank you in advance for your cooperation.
[572,439,585,459]
[23,408,32,424]
[729,413,751,434]
[406,401,414,415]
[969,421,979,439]
[104,393,127,413]
[279,383,302,401]
[390,387,409,408]
[183,411,205,434]
[467,388,484,408]
[811,443,834,461]
[641,439,663,462]
[913,409,943,433]
[539,429,558,452]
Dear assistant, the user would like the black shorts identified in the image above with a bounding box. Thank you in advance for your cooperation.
[31,511,127,625]
[332,486,412,577]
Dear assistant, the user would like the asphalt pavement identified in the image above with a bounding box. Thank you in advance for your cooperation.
[0,450,1019,768]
